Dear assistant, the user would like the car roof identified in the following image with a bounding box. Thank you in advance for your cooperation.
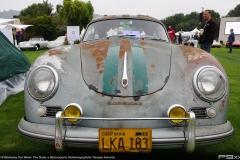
[91,14,161,23]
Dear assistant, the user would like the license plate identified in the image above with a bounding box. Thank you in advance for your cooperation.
[99,128,152,153]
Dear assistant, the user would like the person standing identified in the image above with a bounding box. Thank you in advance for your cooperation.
[168,26,176,43]
[178,32,182,44]
[228,29,235,53]
[199,10,217,53]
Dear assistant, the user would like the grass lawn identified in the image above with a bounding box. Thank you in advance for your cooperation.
[0,47,239,159]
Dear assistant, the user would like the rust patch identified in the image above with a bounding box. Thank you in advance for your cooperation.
[179,46,206,63]
[97,63,103,69]
[48,49,61,56]
[139,40,147,46]
[122,15,130,18]
[219,96,227,113]
[151,63,155,68]
[99,70,104,74]
[110,78,115,85]
[136,14,159,22]
[96,57,103,63]
[119,38,132,58]
[80,40,111,71]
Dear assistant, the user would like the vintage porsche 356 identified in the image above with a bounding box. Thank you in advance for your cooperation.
[18,15,234,153]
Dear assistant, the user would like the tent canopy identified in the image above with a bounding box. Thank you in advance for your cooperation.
[191,28,200,33]
[0,24,33,30]
[0,18,14,24]
[0,31,31,82]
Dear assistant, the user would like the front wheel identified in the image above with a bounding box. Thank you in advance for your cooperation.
[35,45,39,51]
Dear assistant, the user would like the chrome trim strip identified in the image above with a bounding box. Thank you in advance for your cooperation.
[61,117,189,120]
[55,111,64,152]
[186,111,196,153]
[122,52,128,88]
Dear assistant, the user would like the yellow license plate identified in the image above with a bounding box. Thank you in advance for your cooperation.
[99,128,152,153]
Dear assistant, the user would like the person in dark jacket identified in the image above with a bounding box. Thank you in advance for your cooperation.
[228,29,235,53]
[178,33,182,44]
[199,10,217,53]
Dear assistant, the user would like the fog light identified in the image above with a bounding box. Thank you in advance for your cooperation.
[64,103,83,124]
[206,107,217,118]
[37,106,47,117]
[167,104,186,124]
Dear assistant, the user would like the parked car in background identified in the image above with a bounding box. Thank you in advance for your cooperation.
[212,40,221,48]
[18,14,234,153]
[18,36,48,51]
[47,36,65,49]
[226,40,240,48]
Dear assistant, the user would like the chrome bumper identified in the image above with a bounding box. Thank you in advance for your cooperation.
[55,111,196,153]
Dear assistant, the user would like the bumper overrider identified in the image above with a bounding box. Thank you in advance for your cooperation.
[18,111,234,153]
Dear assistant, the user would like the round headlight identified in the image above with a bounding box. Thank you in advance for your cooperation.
[27,65,59,101]
[64,103,83,124]
[193,66,226,102]
[167,104,186,124]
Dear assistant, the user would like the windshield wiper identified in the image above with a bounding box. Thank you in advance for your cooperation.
[141,35,166,42]
[103,34,137,40]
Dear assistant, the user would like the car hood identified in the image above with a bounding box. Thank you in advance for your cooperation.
[80,38,172,97]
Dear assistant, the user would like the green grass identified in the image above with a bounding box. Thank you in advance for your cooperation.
[0,47,240,158]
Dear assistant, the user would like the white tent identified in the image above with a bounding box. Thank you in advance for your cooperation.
[0,18,14,24]
[2,24,33,30]
[191,28,200,33]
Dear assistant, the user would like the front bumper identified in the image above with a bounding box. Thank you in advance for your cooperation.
[18,112,234,153]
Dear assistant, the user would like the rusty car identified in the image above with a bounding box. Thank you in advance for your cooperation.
[18,15,234,153]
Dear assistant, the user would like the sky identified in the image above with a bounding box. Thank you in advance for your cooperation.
[0,0,239,20]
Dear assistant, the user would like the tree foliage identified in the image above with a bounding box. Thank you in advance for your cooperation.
[56,0,94,32]
[226,4,240,17]
[20,0,53,18]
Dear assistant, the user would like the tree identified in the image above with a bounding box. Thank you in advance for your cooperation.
[56,0,94,32]
[161,13,185,30]
[20,0,53,18]
[226,4,240,17]
[36,15,57,40]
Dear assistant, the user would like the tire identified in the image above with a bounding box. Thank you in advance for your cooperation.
[35,44,39,51]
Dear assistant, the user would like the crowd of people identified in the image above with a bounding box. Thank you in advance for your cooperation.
[168,9,235,54]
[12,29,24,45]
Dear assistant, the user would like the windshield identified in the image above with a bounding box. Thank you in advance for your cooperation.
[30,38,41,41]
[83,19,169,42]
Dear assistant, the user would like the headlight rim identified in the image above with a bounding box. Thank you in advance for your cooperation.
[64,103,83,124]
[193,65,227,103]
[27,65,59,102]
[167,104,187,125]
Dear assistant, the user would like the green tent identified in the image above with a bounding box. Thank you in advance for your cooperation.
[0,31,31,82]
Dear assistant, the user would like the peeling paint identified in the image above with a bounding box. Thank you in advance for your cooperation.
[110,78,115,85]
[151,63,155,68]
[119,38,131,59]
[80,40,111,72]
[35,54,66,73]
[48,49,61,56]
[99,70,104,74]
[179,46,206,62]
[219,96,227,113]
